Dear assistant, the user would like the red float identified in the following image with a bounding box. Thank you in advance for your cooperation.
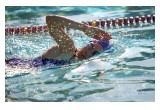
[32,26,37,33]
[112,19,116,26]
[43,25,48,32]
[5,28,9,35]
[95,20,100,27]
[152,15,155,22]
[141,16,146,23]
[123,17,128,25]
[88,21,92,26]
[9,27,14,35]
[147,15,151,23]
[38,25,43,32]
[101,20,106,27]
[15,27,20,34]
[20,27,25,34]
[135,16,140,24]
[27,26,31,33]
[129,17,134,24]
[106,19,111,27]
[118,18,123,26]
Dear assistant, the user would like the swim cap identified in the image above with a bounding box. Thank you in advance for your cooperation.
[91,39,111,51]
[98,39,111,50]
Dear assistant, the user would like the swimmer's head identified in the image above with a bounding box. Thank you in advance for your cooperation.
[76,39,110,60]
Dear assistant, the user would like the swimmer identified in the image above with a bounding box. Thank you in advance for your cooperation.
[5,15,112,67]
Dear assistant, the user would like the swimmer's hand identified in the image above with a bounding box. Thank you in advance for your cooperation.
[84,26,112,40]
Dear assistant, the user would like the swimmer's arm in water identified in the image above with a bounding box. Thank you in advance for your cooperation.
[46,15,112,40]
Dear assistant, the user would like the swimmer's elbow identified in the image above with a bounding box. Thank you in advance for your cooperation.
[46,14,54,19]
[46,15,53,23]
[46,14,60,22]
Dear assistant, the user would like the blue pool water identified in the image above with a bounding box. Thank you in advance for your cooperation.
[5,6,155,102]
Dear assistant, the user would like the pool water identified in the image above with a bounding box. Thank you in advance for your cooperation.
[5,6,155,102]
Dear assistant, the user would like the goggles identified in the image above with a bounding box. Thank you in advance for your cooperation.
[86,42,94,50]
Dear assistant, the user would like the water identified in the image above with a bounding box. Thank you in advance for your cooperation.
[5,6,155,102]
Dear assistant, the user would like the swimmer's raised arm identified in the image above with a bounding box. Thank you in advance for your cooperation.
[46,15,87,32]
[46,15,112,40]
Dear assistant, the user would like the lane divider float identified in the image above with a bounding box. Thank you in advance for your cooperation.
[5,14,155,35]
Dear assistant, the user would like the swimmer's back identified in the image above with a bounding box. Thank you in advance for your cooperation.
[5,56,69,67]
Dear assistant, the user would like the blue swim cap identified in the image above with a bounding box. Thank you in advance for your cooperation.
[91,39,111,51]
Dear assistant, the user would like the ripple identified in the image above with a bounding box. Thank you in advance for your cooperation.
[29,92,65,102]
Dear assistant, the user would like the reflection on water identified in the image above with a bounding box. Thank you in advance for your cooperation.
[5,6,155,22]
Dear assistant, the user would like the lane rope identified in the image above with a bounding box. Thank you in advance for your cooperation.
[5,14,155,35]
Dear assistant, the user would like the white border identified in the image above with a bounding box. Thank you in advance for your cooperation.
[155,1,160,104]
[0,3,5,104]
[0,0,157,6]
[1,0,159,110]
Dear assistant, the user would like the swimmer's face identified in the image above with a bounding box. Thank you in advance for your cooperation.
[76,41,103,60]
